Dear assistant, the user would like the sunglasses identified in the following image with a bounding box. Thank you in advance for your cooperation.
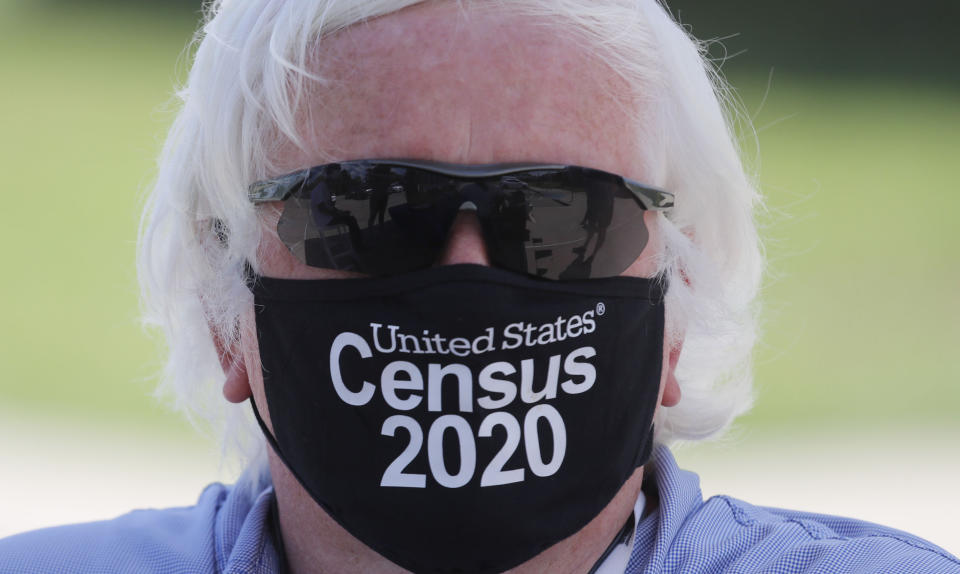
[248,159,673,280]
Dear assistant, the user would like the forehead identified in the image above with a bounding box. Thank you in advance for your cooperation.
[281,2,645,178]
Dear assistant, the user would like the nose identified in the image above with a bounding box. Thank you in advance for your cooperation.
[437,203,491,267]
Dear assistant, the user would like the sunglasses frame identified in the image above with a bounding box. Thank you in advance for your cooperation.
[247,159,674,279]
[248,159,674,212]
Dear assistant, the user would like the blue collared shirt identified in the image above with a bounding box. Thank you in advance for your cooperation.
[2,446,957,573]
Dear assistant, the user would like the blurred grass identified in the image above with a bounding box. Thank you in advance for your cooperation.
[0,3,957,436]
[737,76,960,427]
[0,3,197,434]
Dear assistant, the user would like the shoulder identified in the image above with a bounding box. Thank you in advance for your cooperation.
[0,483,240,574]
[633,446,960,573]
[685,495,960,572]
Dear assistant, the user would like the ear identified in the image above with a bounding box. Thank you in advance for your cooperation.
[661,338,682,408]
[213,327,252,403]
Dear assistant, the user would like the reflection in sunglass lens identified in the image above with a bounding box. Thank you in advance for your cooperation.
[266,161,665,280]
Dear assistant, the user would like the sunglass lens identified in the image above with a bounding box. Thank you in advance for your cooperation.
[274,163,650,279]
[486,170,649,280]
[277,180,460,276]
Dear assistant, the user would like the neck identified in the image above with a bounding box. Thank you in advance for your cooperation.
[269,453,645,574]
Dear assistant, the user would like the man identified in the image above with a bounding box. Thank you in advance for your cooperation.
[2,1,957,573]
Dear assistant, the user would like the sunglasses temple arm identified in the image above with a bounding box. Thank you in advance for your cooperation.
[623,178,674,211]
[248,168,315,203]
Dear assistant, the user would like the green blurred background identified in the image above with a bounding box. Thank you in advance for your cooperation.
[1,0,958,552]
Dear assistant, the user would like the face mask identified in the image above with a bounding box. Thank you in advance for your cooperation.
[250,263,665,574]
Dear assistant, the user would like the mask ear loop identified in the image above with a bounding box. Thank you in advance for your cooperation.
[586,510,637,574]
[267,477,290,574]
[583,425,652,574]
[249,395,284,462]
[249,395,339,519]
[633,423,655,469]
[251,396,295,574]
[250,394,425,571]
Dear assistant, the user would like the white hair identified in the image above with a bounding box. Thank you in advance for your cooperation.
[139,0,762,465]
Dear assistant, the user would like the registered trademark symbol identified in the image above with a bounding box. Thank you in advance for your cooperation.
[596,302,606,316]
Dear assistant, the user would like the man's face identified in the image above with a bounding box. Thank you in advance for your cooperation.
[225,4,679,568]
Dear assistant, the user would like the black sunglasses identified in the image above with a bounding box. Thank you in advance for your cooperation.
[248,159,673,280]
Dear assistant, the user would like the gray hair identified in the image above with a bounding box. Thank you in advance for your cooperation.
[139,0,763,464]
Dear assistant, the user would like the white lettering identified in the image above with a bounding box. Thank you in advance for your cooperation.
[329,332,375,406]
[581,310,596,334]
[520,355,560,403]
[448,337,471,357]
[524,404,566,477]
[381,361,423,410]
[473,328,496,354]
[477,362,518,410]
[427,363,473,413]
[380,415,427,488]
[561,346,596,394]
[370,323,397,353]
[478,412,524,486]
[428,415,476,488]
[501,322,524,350]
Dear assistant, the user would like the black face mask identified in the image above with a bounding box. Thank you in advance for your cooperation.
[250,264,665,574]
